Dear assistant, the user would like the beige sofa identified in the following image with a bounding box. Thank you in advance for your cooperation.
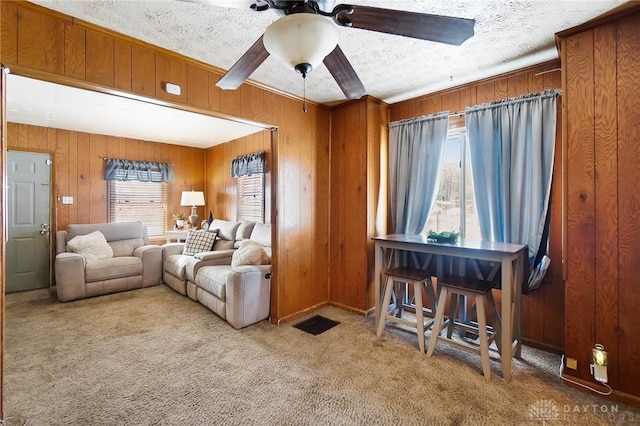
[55,222,163,302]
[162,219,272,328]
[162,219,246,295]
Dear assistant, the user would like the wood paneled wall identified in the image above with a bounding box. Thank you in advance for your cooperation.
[559,6,640,399]
[0,1,331,326]
[6,123,205,243]
[0,67,5,417]
[271,103,331,320]
[329,97,388,314]
[388,61,565,351]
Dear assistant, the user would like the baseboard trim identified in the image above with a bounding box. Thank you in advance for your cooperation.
[273,301,329,325]
[521,337,563,354]
[327,301,369,316]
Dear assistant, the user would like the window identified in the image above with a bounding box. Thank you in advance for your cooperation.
[108,180,167,239]
[424,128,481,239]
[236,173,265,223]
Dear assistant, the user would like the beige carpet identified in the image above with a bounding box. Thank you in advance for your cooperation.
[4,285,639,426]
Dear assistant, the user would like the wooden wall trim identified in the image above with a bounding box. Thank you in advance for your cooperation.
[328,300,369,317]
[0,62,6,420]
[268,129,279,324]
[9,0,321,107]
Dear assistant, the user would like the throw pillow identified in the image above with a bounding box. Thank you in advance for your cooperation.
[182,229,218,256]
[231,240,270,268]
[67,231,113,263]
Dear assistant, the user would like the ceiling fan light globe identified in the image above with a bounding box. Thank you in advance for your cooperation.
[263,13,338,72]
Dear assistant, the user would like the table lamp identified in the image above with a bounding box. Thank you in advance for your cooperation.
[180,190,205,228]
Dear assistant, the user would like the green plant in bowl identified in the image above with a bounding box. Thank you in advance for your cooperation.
[427,230,460,244]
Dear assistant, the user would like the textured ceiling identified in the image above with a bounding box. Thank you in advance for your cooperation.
[29,0,626,105]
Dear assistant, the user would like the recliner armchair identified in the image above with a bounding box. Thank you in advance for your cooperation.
[55,222,163,302]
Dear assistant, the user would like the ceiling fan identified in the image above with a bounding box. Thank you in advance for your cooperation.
[182,1,475,100]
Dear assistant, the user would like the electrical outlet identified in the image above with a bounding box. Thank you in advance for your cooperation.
[566,357,578,370]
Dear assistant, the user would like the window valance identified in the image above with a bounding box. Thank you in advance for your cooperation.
[231,151,265,178]
[104,158,173,183]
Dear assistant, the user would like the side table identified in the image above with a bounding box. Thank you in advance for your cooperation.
[165,229,189,243]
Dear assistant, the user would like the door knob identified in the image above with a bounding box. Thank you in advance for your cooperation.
[39,223,50,235]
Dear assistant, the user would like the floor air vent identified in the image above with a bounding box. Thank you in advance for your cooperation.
[293,315,340,335]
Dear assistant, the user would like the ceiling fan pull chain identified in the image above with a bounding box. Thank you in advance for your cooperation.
[294,63,310,113]
[303,74,307,113]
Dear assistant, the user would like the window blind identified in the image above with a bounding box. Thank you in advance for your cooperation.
[236,173,265,223]
[108,180,167,238]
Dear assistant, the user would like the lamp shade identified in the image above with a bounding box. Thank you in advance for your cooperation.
[263,13,339,72]
[180,191,205,207]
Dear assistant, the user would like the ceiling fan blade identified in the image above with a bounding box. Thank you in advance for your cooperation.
[323,45,366,100]
[216,36,270,90]
[334,5,475,46]
[177,0,268,10]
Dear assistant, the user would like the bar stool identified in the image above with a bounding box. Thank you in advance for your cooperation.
[426,275,502,378]
[376,267,435,353]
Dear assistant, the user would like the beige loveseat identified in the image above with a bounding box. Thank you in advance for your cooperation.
[162,219,271,328]
[55,222,163,302]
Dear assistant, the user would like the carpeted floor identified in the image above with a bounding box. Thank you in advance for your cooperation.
[4,285,639,425]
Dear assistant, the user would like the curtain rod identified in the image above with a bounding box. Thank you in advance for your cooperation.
[387,110,464,128]
[101,156,174,165]
[386,85,562,125]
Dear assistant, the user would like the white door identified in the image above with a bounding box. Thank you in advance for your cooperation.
[6,151,51,292]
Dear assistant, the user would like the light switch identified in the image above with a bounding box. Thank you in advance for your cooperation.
[62,196,73,205]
